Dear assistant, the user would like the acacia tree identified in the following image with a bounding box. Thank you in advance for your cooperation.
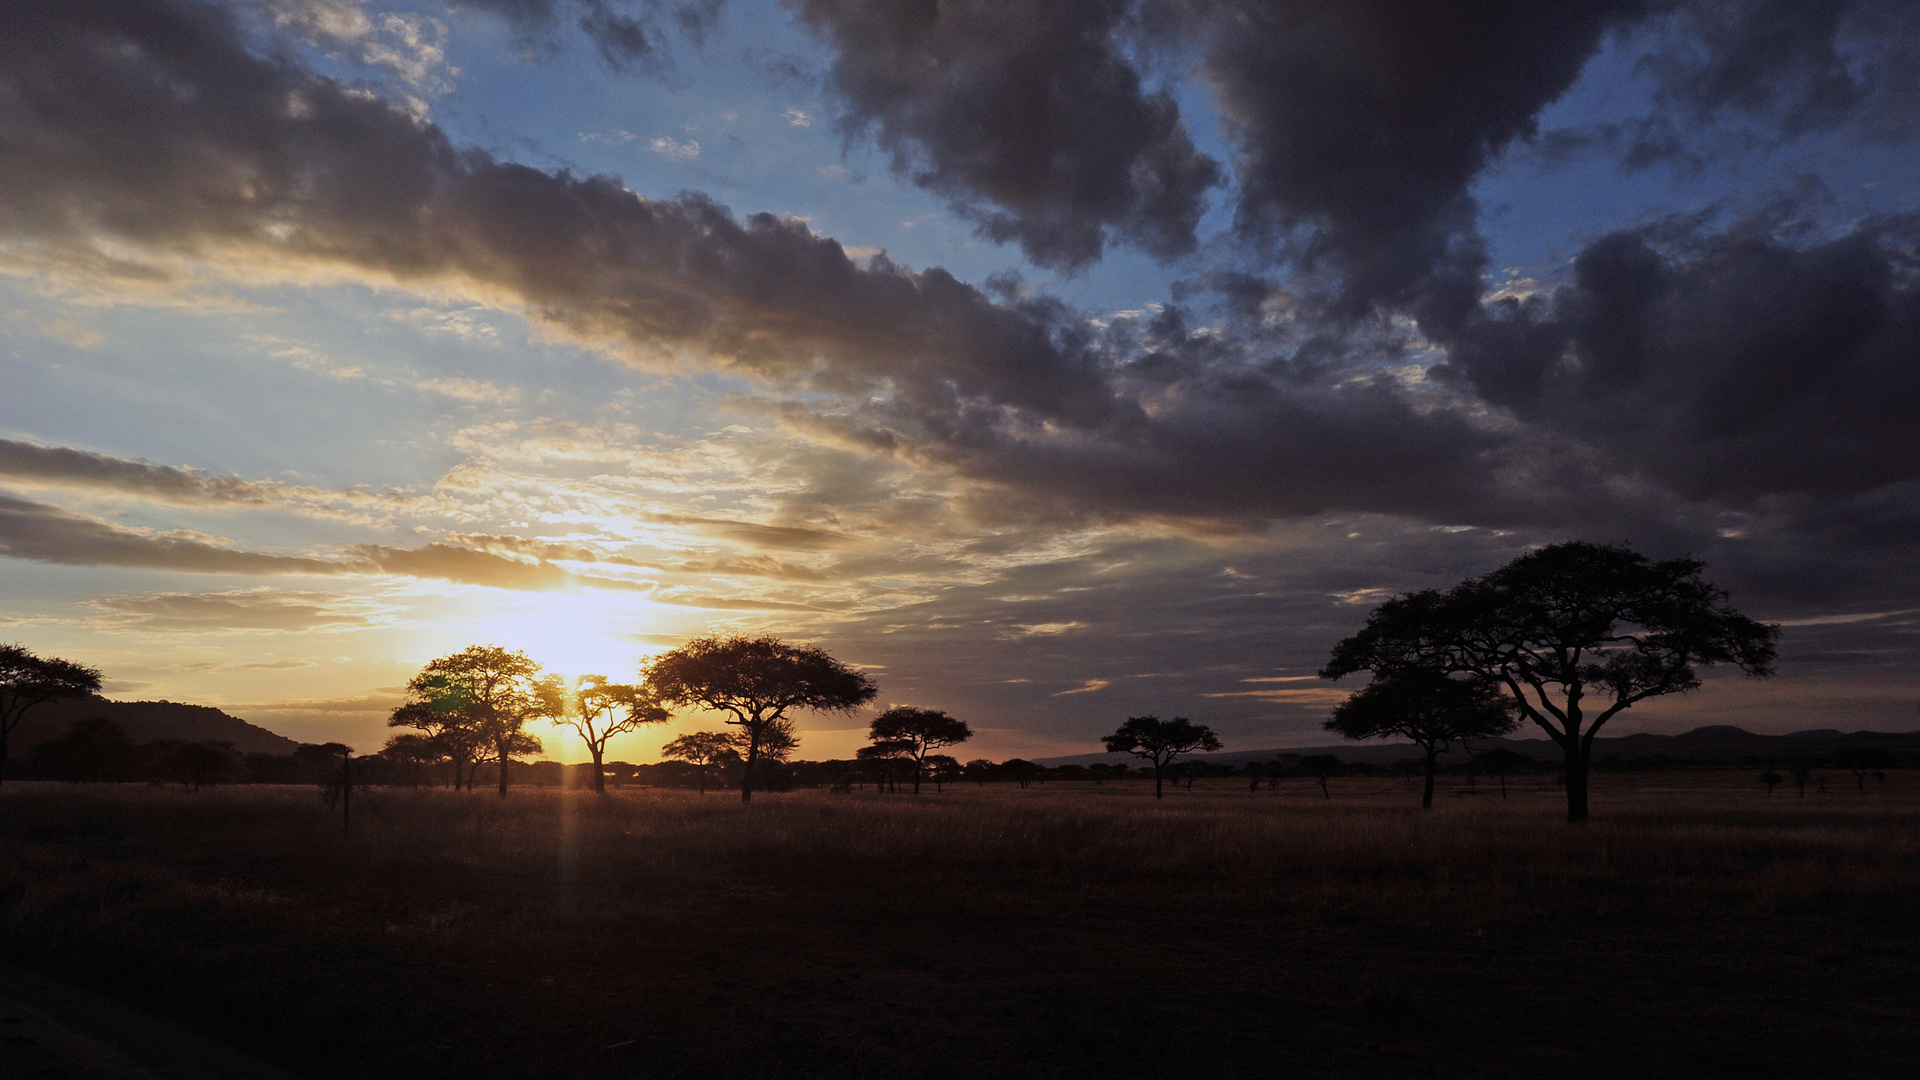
[1101,715,1221,799]
[865,706,973,794]
[395,646,552,797]
[645,636,877,803]
[659,731,738,794]
[557,676,670,794]
[387,701,484,790]
[1325,668,1518,808]
[1322,541,1777,822]
[0,643,102,789]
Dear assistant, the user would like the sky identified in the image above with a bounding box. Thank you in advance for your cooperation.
[2,0,1918,763]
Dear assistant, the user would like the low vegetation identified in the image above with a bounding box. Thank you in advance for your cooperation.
[3,774,1917,1077]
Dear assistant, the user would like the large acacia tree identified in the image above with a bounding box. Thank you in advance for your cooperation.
[644,635,877,803]
[1325,668,1517,808]
[1102,715,1221,799]
[392,645,554,796]
[865,706,972,794]
[558,675,670,794]
[1322,542,1777,822]
[0,643,101,789]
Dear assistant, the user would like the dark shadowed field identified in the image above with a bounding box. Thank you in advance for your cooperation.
[3,774,1916,1078]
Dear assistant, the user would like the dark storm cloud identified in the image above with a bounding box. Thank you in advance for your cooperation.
[789,0,1221,271]
[0,439,271,503]
[0,0,1523,530]
[1436,212,1920,504]
[1644,0,1920,143]
[1178,0,1658,321]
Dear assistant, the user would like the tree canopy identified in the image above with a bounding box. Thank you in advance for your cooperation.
[392,645,553,796]
[1325,668,1517,808]
[1101,714,1221,798]
[1322,541,1777,821]
[0,643,103,789]
[559,675,670,793]
[866,706,973,793]
[660,731,741,795]
[644,635,877,803]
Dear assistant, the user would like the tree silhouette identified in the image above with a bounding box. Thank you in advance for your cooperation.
[1325,669,1518,808]
[557,676,670,794]
[1475,747,1533,799]
[1101,715,1221,798]
[645,636,877,803]
[1,643,102,789]
[865,706,973,793]
[1323,541,1777,822]
[660,731,739,794]
[169,741,235,792]
[1299,754,1342,798]
[378,733,444,786]
[855,739,911,792]
[1788,758,1813,797]
[396,646,551,796]
[30,716,133,782]
[1830,748,1891,792]
[1759,770,1784,796]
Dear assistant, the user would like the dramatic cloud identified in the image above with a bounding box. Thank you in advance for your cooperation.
[1179,0,1658,321]
[0,493,344,574]
[790,0,1221,270]
[0,439,272,503]
[0,0,1521,531]
[1645,0,1920,142]
[1438,212,1920,504]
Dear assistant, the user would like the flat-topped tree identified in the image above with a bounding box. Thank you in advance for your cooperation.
[1102,715,1221,799]
[1325,668,1518,808]
[644,635,876,803]
[1322,541,1777,822]
[396,646,552,796]
[0,644,101,790]
[560,676,671,794]
[866,706,973,793]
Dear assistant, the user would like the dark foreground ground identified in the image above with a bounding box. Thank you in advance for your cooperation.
[2,774,1916,1079]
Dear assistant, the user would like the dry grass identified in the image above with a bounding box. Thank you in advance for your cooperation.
[3,774,1917,1078]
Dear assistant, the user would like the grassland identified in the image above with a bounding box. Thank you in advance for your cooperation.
[3,773,1917,1078]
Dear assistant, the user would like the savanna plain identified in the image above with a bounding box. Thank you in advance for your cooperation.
[3,773,1916,1079]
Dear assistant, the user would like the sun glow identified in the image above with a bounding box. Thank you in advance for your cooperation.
[469,591,665,683]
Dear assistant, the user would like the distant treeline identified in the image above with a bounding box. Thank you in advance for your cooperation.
[7,715,1915,793]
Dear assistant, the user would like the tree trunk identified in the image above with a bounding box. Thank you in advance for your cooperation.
[591,747,606,794]
[741,726,759,804]
[1564,741,1590,822]
[912,757,922,794]
[497,742,510,797]
[1153,761,1163,799]
[697,763,706,794]
[1422,748,1437,809]
[0,734,9,791]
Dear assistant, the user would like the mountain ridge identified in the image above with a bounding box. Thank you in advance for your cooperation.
[10,696,300,756]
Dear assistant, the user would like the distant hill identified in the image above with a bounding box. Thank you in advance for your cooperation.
[9,696,300,756]
[1038,725,1920,769]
